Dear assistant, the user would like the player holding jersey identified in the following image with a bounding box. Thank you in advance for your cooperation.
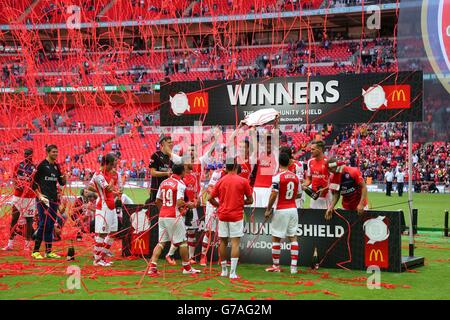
[302,140,331,209]
[325,158,368,220]
[148,164,201,276]
[264,153,302,274]
[88,153,122,267]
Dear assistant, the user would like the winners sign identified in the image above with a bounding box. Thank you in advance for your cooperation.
[160,71,423,126]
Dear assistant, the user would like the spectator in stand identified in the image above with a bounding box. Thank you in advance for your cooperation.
[85,140,91,153]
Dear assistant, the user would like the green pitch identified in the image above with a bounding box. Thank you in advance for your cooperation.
[0,189,449,300]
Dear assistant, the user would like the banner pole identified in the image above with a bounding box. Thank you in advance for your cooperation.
[408,121,414,257]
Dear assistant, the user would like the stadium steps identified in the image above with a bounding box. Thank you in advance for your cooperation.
[324,124,344,147]
[82,134,117,166]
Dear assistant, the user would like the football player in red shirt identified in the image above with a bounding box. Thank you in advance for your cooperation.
[88,153,122,267]
[302,140,331,209]
[3,149,36,251]
[208,159,253,279]
[165,164,200,265]
[237,139,255,182]
[280,146,305,208]
[325,158,368,220]
[148,164,201,276]
[264,153,302,274]
[254,134,278,187]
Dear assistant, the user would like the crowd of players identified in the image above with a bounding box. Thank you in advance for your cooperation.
[3,120,370,278]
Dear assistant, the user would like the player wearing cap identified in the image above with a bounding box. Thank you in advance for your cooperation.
[208,159,253,279]
[302,140,331,209]
[148,164,201,276]
[31,145,67,259]
[325,157,368,220]
[264,153,302,274]
[3,149,36,251]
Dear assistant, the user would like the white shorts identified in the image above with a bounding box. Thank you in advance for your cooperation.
[158,217,187,244]
[95,205,118,234]
[218,219,244,238]
[253,187,272,208]
[310,192,333,209]
[270,208,299,238]
[204,203,218,232]
[185,208,200,230]
[13,196,36,218]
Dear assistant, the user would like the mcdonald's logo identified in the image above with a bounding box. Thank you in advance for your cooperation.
[193,96,206,108]
[133,238,147,251]
[369,249,384,262]
[391,89,406,102]
[187,92,209,114]
[384,85,410,109]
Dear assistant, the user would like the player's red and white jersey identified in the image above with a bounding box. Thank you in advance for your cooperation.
[288,160,304,183]
[183,172,198,202]
[239,160,252,180]
[156,175,186,218]
[306,157,330,196]
[329,166,367,210]
[272,170,300,210]
[13,161,36,198]
[191,154,208,193]
[90,169,119,210]
[191,164,202,192]
[254,153,278,188]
